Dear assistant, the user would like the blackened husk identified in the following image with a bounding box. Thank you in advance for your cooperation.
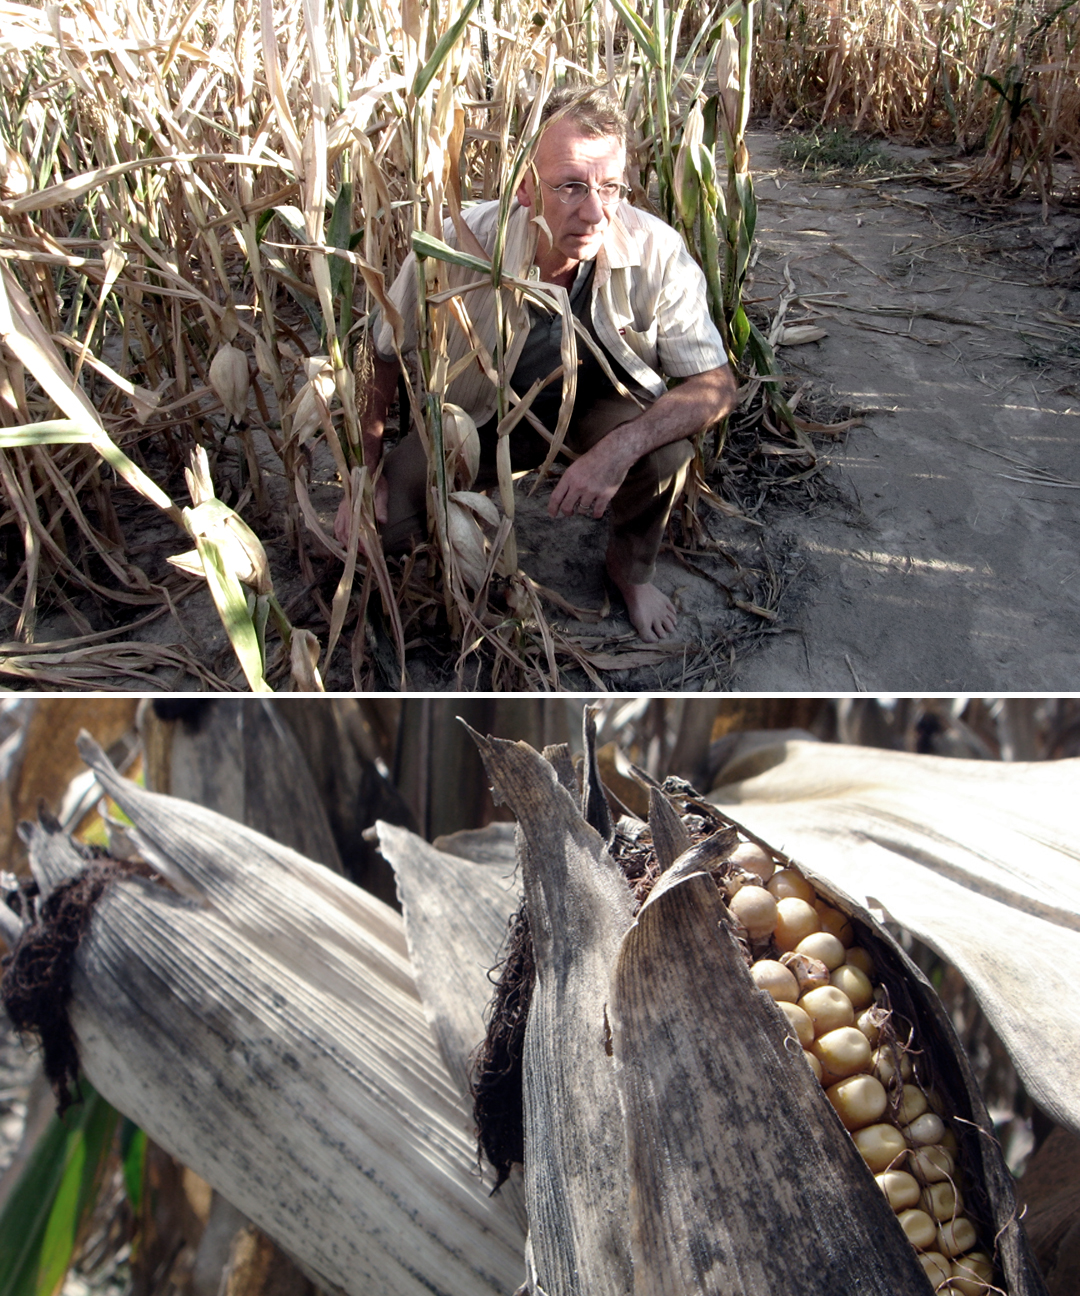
[1,854,152,1113]
[471,799,733,1189]
[472,905,535,1189]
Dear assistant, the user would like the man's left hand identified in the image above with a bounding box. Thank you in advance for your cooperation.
[547,439,629,520]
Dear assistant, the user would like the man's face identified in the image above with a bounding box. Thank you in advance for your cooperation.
[517,116,627,273]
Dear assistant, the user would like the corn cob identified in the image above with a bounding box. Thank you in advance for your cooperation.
[724,844,998,1295]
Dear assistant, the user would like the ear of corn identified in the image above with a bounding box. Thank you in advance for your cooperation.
[470,719,1048,1296]
[720,842,1037,1296]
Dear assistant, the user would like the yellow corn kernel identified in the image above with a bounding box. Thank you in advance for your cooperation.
[937,1217,978,1259]
[830,963,875,1011]
[948,1250,994,1295]
[767,868,817,903]
[909,1145,955,1184]
[814,902,855,946]
[852,1122,908,1173]
[898,1208,938,1251]
[826,1074,888,1131]
[921,1180,964,1222]
[799,985,855,1035]
[876,1169,921,1211]
[919,1251,952,1287]
[776,999,815,1048]
[774,897,821,951]
[812,1026,872,1080]
[750,959,800,1003]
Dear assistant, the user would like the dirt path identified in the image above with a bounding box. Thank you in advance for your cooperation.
[729,131,1080,691]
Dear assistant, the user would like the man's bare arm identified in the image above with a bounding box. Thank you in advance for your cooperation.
[548,364,737,520]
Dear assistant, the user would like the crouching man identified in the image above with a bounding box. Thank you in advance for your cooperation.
[355,84,736,642]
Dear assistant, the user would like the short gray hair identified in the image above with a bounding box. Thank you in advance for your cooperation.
[537,84,627,145]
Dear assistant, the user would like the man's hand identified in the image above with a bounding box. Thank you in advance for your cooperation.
[546,365,736,523]
[547,437,630,520]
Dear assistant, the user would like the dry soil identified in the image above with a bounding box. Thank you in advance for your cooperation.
[727,131,1080,691]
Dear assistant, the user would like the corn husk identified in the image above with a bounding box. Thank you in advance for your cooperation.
[386,724,1057,1296]
[465,731,943,1296]
[442,402,480,490]
[288,627,325,691]
[774,324,828,346]
[710,740,1080,1141]
[208,344,251,422]
[286,357,335,446]
[446,496,490,592]
[30,736,527,1296]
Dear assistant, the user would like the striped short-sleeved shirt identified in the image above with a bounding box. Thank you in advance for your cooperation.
[374,199,728,427]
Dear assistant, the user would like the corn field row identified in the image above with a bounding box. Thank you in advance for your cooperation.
[0,0,1073,690]
[757,0,1080,200]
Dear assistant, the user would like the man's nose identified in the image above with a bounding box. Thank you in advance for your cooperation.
[578,188,606,222]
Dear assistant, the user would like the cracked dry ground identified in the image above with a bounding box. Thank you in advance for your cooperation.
[730,130,1080,692]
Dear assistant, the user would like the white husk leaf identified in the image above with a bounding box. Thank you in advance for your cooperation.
[447,497,489,591]
[443,402,480,489]
[40,738,527,1296]
[775,324,828,346]
[208,344,250,420]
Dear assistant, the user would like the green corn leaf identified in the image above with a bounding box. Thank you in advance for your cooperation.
[120,1119,148,1213]
[271,204,309,242]
[411,230,491,274]
[413,0,484,98]
[0,419,177,520]
[188,527,273,692]
[0,1079,119,1296]
[738,171,757,248]
[730,304,751,363]
[254,207,276,245]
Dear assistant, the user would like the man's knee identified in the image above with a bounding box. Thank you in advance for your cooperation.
[620,436,695,497]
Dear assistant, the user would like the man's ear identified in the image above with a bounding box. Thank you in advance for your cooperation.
[516,173,534,208]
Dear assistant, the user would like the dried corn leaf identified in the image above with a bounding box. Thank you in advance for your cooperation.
[33,738,527,1296]
[376,820,520,1106]
[470,731,635,1296]
[711,740,1080,1139]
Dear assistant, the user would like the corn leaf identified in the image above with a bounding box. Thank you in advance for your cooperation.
[0,1080,118,1296]
[411,230,492,274]
[412,0,484,98]
[187,529,272,692]
[0,422,178,523]
[119,1120,147,1212]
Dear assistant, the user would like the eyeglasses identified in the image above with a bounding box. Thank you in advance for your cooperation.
[539,178,629,207]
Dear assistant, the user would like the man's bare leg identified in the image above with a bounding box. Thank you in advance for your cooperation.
[607,562,678,642]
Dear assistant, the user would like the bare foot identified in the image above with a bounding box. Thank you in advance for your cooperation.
[612,576,678,642]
